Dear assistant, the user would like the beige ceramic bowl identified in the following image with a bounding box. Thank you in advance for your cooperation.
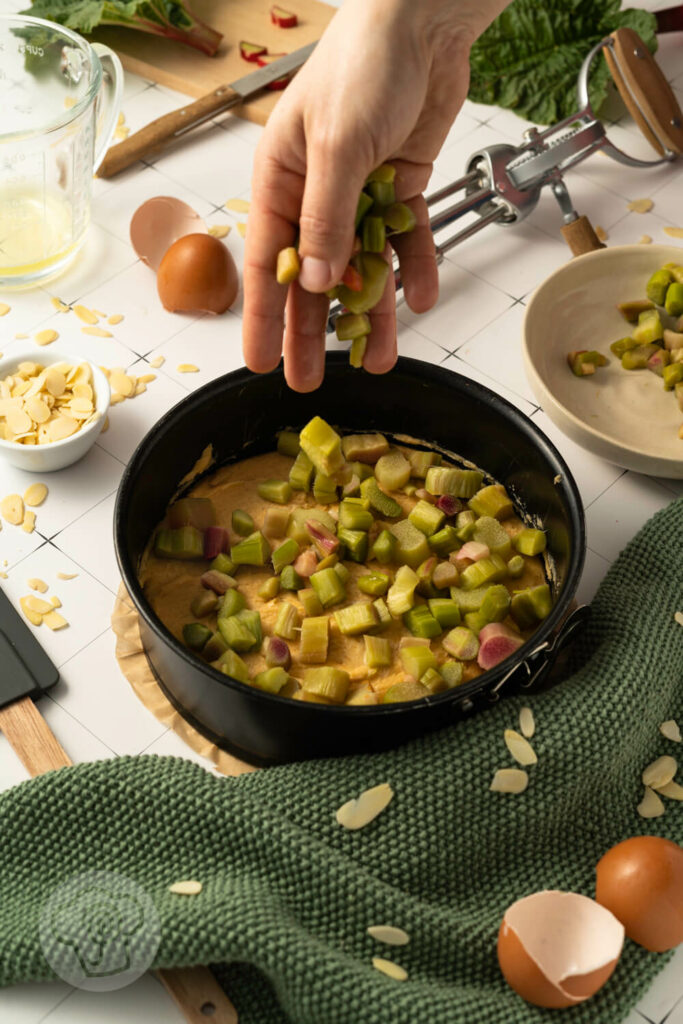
[523,243,683,479]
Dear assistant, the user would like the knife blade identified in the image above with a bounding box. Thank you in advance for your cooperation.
[97,41,317,179]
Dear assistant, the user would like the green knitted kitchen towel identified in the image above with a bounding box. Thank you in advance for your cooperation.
[0,498,682,1024]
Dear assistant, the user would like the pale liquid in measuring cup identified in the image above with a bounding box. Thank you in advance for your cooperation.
[0,186,86,281]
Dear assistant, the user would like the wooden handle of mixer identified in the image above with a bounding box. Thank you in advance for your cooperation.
[560,216,606,257]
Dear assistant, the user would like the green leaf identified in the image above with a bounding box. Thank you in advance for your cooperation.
[468,0,657,126]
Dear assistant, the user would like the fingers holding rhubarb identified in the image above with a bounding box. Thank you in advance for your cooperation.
[390,194,438,314]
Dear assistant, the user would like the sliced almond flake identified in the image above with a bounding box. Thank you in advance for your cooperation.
[70,397,94,413]
[1,494,24,525]
[371,957,407,981]
[6,409,32,435]
[504,729,537,766]
[27,578,48,593]
[237,222,247,238]
[22,510,37,533]
[134,382,147,396]
[43,610,68,631]
[660,719,682,743]
[107,314,124,325]
[34,329,59,347]
[18,361,40,376]
[148,356,165,369]
[137,374,156,384]
[208,224,231,239]
[14,333,28,340]
[110,393,126,405]
[24,396,51,423]
[50,596,62,608]
[637,786,665,818]
[519,706,535,739]
[57,572,78,580]
[50,297,70,313]
[73,304,98,325]
[177,364,199,373]
[91,309,107,318]
[638,235,652,244]
[0,302,10,316]
[627,198,653,213]
[642,755,677,789]
[81,326,113,338]
[225,198,251,213]
[25,595,52,615]
[674,611,683,628]
[72,383,93,400]
[0,398,22,416]
[47,416,79,442]
[24,483,48,507]
[110,370,134,397]
[664,226,683,238]
[19,597,42,626]
[0,572,7,579]
[335,782,394,830]
[595,225,608,241]
[367,925,410,946]
[168,880,202,896]
[490,768,528,794]
[657,779,683,801]
[45,368,66,397]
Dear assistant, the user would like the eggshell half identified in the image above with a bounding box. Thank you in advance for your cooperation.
[130,196,208,271]
[497,890,624,1008]
[595,836,683,952]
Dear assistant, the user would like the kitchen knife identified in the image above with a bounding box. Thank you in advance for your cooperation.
[98,42,317,178]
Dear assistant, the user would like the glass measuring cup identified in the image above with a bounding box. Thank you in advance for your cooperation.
[0,14,122,290]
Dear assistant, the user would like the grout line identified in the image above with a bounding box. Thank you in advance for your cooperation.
[37,987,76,1023]
[45,686,120,761]
[44,537,123,604]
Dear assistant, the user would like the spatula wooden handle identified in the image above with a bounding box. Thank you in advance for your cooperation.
[0,696,72,774]
[98,85,242,178]
[157,966,239,1023]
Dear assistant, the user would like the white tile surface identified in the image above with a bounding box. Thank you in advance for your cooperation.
[453,301,536,406]
[0,980,71,1024]
[636,946,683,1023]
[585,472,675,562]
[147,310,246,391]
[530,409,625,509]
[39,972,185,1024]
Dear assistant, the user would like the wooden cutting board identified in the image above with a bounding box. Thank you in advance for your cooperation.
[91,0,334,125]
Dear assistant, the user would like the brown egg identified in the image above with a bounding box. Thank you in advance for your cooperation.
[130,196,208,271]
[157,233,239,314]
[497,890,624,1008]
[595,836,683,953]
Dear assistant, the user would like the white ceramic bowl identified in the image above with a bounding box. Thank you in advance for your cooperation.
[0,349,110,472]
[524,243,683,479]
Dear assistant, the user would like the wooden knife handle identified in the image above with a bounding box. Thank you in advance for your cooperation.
[157,966,239,1023]
[561,216,606,257]
[98,85,242,178]
[0,696,72,774]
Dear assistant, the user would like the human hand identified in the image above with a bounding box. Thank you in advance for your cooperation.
[242,0,508,391]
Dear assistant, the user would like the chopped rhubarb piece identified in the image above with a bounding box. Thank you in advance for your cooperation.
[436,494,463,516]
[203,526,229,559]
[240,40,268,61]
[200,570,237,595]
[293,547,319,579]
[477,622,524,670]
[306,519,340,556]
[456,541,490,564]
[270,4,298,27]
[341,263,363,292]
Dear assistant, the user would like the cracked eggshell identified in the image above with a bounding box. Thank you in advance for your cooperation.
[130,196,208,271]
[595,836,683,953]
[497,890,624,1008]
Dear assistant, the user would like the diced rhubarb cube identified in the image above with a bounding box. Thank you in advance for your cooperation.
[203,526,229,559]
[239,40,268,61]
[270,4,298,27]
[477,622,524,670]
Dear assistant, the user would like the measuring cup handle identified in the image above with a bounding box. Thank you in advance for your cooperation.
[91,43,124,174]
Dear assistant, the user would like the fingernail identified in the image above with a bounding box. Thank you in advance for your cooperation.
[299,256,332,292]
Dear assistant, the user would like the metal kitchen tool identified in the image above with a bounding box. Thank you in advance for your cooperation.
[98,42,317,178]
[330,27,683,328]
[0,587,239,1022]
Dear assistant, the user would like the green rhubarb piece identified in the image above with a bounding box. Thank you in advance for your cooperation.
[421,667,446,693]
[360,476,402,517]
[310,566,346,608]
[216,649,250,684]
[403,604,442,639]
[300,616,329,663]
[232,509,255,536]
[258,576,281,601]
[367,179,395,207]
[362,214,386,253]
[432,561,459,590]
[313,472,338,504]
[409,499,445,537]
[375,450,411,491]
[316,553,338,572]
[632,309,663,344]
[336,312,372,341]
[279,565,303,591]
[373,598,392,629]
[231,531,270,566]
[648,349,671,376]
[218,589,246,619]
[274,601,299,640]
[428,525,460,557]
[389,519,430,568]
[358,572,390,596]
[364,634,392,669]
[289,450,314,491]
[513,528,547,556]
[218,615,257,653]
[276,429,300,457]
[298,587,323,617]
[333,561,350,583]
[341,433,389,463]
[387,565,419,616]
[449,585,489,613]
[459,554,507,590]
[455,510,477,541]
[507,554,525,578]
[299,416,344,477]
[302,667,349,702]
[568,350,608,377]
[348,460,375,482]
[479,584,511,623]
[366,163,396,184]
[235,609,262,645]
[403,484,417,497]
[371,529,398,564]
[383,202,416,234]
[510,583,552,629]
[271,538,299,574]
[464,610,488,634]
[428,598,460,628]
[334,602,378,636]
[443,626,479,661]
[355,190,374,228]
[617,299,654,323]
[440,660,463,688]
[399,644,436,680]
[287,508,336,546]
[339,499,374,531]
[622,344,660,370]
[338,527,368,563]
[167,497,216,530]
[425,466,483,499]
[190,591,219,618]
[350,335,370,368]
[383,680,430,703]
[203,631,228,662]
[210,553,235,575]
[664,363,683,390]
[610,336,640,358]
[669,265,683,284]
[468,484,514,521]
[473,516,512,558]
[276,247,300,286]
[154,526,204,560]
[252,667,290,694]
[407,449,442,478]
[646,268,673,305]
[182,622,212,651]
[416,556,437,598]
